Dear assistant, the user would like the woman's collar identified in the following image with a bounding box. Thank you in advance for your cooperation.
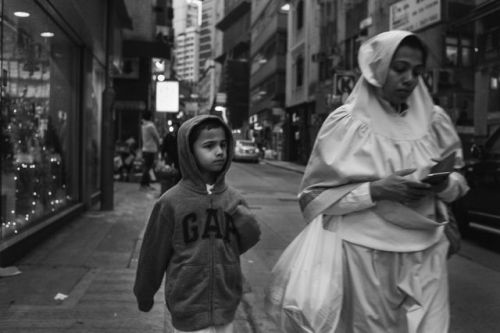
[375,93,409,116]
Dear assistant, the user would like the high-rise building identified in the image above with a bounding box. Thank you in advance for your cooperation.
[215,0,252,130]
[173,0,200,82]
[175,27,200,81]
[197,0,224,114]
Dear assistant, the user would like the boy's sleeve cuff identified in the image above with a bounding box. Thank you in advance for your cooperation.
[137,299,154,312]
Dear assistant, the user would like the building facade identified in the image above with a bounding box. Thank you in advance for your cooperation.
[284,0,320,164]
[281,0,500,165]
[173,0,200,83]
[114,0,174,145]
[215,0,252,130]
[248,0,288,159]
[175,26,200,82]
[197,0,225,115]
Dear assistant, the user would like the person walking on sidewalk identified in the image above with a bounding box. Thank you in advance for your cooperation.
[297,31,469,332]
[134,115,261,333]
[140,110,161,190]
[161,122,181,184]
[161,122,180,171]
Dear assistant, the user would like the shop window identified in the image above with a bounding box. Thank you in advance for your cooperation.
[1,0,81,242]
[445,35,473,67]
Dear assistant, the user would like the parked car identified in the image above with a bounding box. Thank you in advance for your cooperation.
[233,140,260,163]
[453,127,500,235]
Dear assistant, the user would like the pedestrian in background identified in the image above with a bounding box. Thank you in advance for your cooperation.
[140,110,160,191]
[161,122,181,177]
[297,30,469,332]
[134,115,261,333]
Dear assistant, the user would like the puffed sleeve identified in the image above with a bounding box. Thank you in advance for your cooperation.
[431,105,469,201]
[431,105,464,167]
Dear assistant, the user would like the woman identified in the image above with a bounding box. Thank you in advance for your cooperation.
[298,30,469,332]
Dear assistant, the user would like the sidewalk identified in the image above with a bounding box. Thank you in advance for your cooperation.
[0,182,253,332]
[262,159,306,174]
[2,159,498,332]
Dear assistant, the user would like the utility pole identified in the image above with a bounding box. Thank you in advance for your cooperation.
[101,0,116,210]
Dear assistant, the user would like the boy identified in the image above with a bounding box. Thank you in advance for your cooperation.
[134,115,261,333]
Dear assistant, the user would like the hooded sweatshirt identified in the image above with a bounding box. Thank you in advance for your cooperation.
[133,115,261,331]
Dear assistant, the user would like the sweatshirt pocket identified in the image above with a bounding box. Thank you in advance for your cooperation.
[214,263,242,310]
[168,265,209,315]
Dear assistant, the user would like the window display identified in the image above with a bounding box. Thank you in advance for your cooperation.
[1,0,80,243]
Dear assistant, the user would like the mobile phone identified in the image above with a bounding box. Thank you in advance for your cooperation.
[430,152,456,174]
[421,172,451,185]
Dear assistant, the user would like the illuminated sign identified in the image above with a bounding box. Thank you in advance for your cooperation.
[156,81,179,113]
[390,0,441,32]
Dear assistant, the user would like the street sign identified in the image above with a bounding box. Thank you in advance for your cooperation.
[333,73,356,95]
[333,72,357,102]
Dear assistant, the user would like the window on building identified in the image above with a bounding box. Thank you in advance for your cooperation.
[277,33,287,55]
[445,35,473,67]
[296,0,304,30]
[296,55,304,87]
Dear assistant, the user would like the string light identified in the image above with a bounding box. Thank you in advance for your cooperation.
[2,104,74,240]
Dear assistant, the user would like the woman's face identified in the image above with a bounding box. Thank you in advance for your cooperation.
[381,45,425,105]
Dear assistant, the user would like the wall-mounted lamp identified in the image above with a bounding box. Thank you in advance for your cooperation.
[40,32,55,38]
[280,3,290,12]
[280,0,290,12]
[14,11,30,17]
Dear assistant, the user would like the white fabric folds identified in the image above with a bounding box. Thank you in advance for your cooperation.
[298,31,466,252]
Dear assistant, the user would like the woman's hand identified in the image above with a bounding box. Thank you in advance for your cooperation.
[370,168,432,204]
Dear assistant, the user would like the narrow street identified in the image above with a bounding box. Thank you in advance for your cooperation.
[1,161,500,332]
[229,161,500,333]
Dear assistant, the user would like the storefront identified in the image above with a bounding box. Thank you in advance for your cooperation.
[0,0,128,264]
[447,0,500,157]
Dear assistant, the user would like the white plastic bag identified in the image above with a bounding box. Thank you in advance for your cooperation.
[265,215,343,333]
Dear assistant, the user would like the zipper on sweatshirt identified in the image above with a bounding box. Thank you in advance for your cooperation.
[207,189,215,324]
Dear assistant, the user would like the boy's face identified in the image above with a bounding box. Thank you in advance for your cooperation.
[192,126,228,182]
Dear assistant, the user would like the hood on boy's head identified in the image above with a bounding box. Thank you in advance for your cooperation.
[177,115,234,188]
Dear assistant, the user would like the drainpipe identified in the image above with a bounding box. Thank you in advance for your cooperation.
[101,0,115,210]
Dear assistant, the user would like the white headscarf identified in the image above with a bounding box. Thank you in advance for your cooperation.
[298,30,462,225]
